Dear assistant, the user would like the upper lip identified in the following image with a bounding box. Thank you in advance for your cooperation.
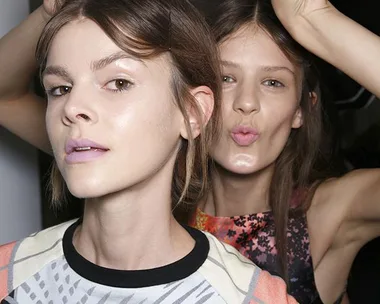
[65,138,109,154]
[231,125,259,135]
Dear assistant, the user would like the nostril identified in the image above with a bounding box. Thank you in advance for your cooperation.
[77,113,90,120]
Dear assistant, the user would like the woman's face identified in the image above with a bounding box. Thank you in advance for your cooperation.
[211,24,304,175]
[43,19,184,198]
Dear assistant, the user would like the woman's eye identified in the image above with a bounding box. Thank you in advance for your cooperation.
[46,86,72,97]
[263,79,284,88]
[105,79,133,92]
[222,75,235,83]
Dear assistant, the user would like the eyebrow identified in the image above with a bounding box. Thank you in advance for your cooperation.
[220,60,240,69]
[90,51,145,71]
[260,65,295,77]
[221,60,296,77]
[42,66,72,83]
[42,51,144,81]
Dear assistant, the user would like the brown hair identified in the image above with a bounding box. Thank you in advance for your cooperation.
[36,0,221,208]
[192,0,333,283]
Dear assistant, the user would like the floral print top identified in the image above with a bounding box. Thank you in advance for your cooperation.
[189,207,318,303]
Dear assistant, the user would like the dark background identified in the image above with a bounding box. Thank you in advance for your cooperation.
[30,0,380,302]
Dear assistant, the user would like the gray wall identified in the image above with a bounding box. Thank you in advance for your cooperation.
[0,0,42,244]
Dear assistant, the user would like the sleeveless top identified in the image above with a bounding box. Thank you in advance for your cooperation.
[189,208,318,303]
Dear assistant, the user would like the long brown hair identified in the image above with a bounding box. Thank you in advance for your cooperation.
[192,0,334,283]
[36,0,221,208]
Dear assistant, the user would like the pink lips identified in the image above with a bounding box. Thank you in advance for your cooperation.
[231,126,259,146]
[65,138,109,164]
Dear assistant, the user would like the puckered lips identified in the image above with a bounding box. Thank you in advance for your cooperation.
[231,125,260,146]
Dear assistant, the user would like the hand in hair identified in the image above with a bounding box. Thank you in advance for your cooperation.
[271,0,332,26]
[272,0,380,98]
[42,0,66,20]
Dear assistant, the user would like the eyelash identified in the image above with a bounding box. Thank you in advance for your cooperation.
[46,86,71,97]
[105,78,134,92]
[45,78,134,98]
[262,79,285,88]
[222,76,285,89]
[222,75,235,83]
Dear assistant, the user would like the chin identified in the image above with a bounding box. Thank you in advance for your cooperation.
[221,155,259,174]
[230,166,258,175]
[64,174,137,199]
[59,165,113,198]
[216,157,269,176]
[66,181,108,199]
[62,171,113,198]
[221,163,259,175]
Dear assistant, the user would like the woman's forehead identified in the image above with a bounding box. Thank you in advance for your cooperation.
[220,26,296,70]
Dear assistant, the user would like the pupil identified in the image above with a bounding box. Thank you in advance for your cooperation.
[116,80,124,88]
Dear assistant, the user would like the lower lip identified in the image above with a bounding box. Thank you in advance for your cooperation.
[231,133,259,146]
[65,149,108,164]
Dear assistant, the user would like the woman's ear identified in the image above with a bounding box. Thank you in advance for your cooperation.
[310,91,318,106]
[180,86,214,139]
[291,91,318,129]
[292,106,303,129]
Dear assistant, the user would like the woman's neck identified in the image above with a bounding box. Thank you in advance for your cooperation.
[72,167,195,271]
[204,163,275,217]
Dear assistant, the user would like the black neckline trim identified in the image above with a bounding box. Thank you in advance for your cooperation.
[62,219,209,288]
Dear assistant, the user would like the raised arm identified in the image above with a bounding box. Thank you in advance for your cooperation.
[0,3,59,154]
[272,0,380,98]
